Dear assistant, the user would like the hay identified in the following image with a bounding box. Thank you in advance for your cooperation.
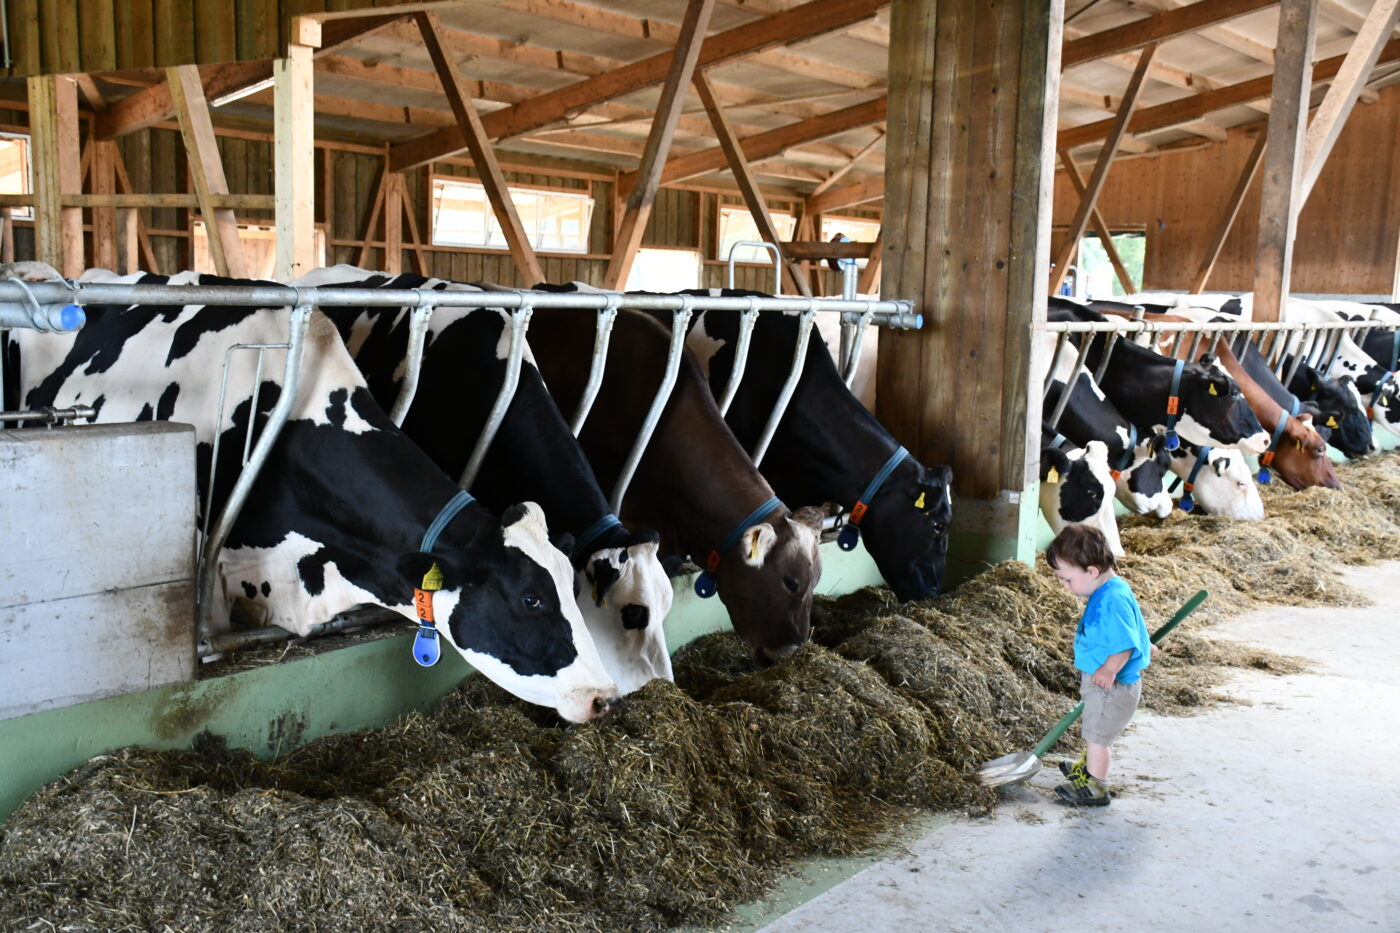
[2,451,1396,933]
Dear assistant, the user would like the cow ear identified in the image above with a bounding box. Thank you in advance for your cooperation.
[738,522,778,567]
[550,530,575,559]
[1213,455,1230,477]
[1198,351,1216,366]
[1040,446,1071,482]
[1208,375,1232,397]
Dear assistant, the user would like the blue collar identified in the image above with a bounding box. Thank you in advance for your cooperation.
[694,496,785,598]
[1389,330,1400,372]
[1046,433,1070,450]
[1169,444,1212,512]
[412,489,477,667]
[1370,370,1395,415]
[573,513,624,562]
[1162,359,1185,450]
[1257,396,1300,484]
[838,446,910,551]
[1112,422,1138,474]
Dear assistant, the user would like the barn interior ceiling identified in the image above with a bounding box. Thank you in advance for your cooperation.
[4,0,1400,202]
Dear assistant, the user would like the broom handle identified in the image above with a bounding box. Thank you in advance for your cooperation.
[1031,588,1209,759]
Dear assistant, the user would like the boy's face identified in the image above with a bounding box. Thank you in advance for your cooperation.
[1051,561,1102,598]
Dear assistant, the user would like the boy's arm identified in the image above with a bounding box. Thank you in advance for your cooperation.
[1091,649,1133,689]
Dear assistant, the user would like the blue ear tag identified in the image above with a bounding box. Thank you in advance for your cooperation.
[413,626,441,667]
[1163,431,1180,451]
[838,524,861,551]
[694,571,717,599]
[1178,494,1194,513]
[1256,467,1271,485]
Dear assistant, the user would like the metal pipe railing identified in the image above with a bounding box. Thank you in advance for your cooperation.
[388,304,435,427]
[0,405,95,424]
[610,299,694,514]
[458,304,533,490]
[841,307,876,389]
[717,299,761,416]
[726,241,783,294]
[570,295,619,436]
[752,305,818,466]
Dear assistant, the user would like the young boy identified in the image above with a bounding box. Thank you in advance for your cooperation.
[1045,524,1151,808]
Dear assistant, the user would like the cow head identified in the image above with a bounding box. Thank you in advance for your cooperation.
[1039,441,1123,558]
[1268,413,1342,491]
[577,529,675,695]
[1179,356,1270,452]
[400,502,619,724]
[1292,365,1376,458]
[1168,444,1263,519]
[715,506,826,665]
[1115,435,1173,517]
[857,460,952,601]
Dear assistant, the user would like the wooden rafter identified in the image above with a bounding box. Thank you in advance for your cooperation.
[1062,0,1277,68]
[168,65,248,278]
[389,0,889,171]
[1191,131,1268,294]
[417,10,543,286]
[694,73,810,296]
[1058,150,1137,294]
[809,130,884,198]
[1050,44,1156,295]
[603,0,717,290]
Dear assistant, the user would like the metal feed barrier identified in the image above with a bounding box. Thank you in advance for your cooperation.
[0,276,919,659]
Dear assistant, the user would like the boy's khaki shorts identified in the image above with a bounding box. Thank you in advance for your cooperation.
[1079,673,1142,746]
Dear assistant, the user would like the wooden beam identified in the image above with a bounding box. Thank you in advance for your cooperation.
[59,194,275,209]
[1299,0,1400,204]
[809,130,884,198]
[1253,0,1318,324]
[1050,44,1155,295]
[96,60,273,140]
[1191,131,1267,294]
[857,228,882,294]
[112,146,160,274]
[416,10,544,286]
[275,44,317,281]
[782,240,876,260]
[398,178,430,276]
[603,0,718,290]
[28,76,83,277]
[91,141,119,272]
[806,175,885,215]
[1063,0,1276,67]
[1058,150,1136,294]
[693,72,809,296]
[384,172,404,275]
[167,65,248,278]
[389,0,889,171]
[357,169,387,269]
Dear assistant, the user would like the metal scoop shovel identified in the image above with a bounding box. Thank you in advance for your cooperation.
[978,588,1209,787]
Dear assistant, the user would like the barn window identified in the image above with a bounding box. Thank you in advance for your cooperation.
[625,247,701,292]
[1078,231,1147,299]
[430,177,593,253]
[191,222,326,279]
[0,134,34,220]
[820,215,881,268]
[718,205,795,264]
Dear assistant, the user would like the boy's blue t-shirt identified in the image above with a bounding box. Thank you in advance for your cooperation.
[1074,575,1151,683]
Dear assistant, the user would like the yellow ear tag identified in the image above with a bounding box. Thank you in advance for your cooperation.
[421,562,444,592]
[915,491,926,509]
[1208,383,1218,396]
[1047,466,1060,484]
[1326,416,1338,428]
[749,535,760,560]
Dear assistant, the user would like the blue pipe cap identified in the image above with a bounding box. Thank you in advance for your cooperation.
[1178,494,1194,514]
[694,571,717,599]
[1163,431,1180,451]
[837,524,861,551]
[58,304,85,332]
[412,626,441,667]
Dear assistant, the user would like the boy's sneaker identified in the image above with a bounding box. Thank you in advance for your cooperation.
[1058,753,1087,781]
[1055,774,1111,807]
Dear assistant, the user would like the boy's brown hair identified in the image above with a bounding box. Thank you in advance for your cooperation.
[1045,524,1117,573]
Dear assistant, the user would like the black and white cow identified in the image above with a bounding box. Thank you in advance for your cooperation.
[8,268,618,723]
[1048,298,1270,453]
[1166,441,1263,519]
[1039,436,1123,557]
[1271,298,1400,438]
[290,267,674,696]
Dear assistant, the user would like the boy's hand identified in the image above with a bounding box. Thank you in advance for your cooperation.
[1091,669,1117,690]
[1091,649,1133,689]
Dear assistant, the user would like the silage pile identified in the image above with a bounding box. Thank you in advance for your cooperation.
[1,452,1396,933]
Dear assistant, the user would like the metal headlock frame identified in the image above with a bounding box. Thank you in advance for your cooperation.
[0,278,918,658]
[1041,315,1400,435]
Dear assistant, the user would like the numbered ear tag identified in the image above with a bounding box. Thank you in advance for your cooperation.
[694,571,717,598]
[838,525,860,551]
[1179,494,1195,513]
[914,491,926,510]
[1046,467,1059,484]
[1163,431,1180,451]
[413,626,441,667]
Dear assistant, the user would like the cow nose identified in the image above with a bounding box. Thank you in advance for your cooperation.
[755,642,800,667]
[593,694,622,716]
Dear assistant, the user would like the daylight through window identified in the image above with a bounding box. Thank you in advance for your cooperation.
[431,177,593,253]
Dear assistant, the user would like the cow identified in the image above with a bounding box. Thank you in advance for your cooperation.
[1039,436,1123,557]
[523,305,828,666]
[288,267,674,696]
[1166,441,1264,519]
[1047,298,1270,453]
[7,268,619,723]
[1305,299,1400,439]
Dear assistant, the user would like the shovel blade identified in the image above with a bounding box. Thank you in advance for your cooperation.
[977,751,1042,787]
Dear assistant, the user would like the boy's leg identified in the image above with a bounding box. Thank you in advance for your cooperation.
[1086,742,1111,781]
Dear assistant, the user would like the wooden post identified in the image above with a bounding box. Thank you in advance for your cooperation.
[603,0,717,290]
[1048,43,1155,295]
[113,148,160,274]
[857,228,882,294]
[1058,149,1136,294]
[168,65,248,278]
[1191,131,1267,294]
[357,168,387,269]
[1,208,14,263]
[383,172,404,275]
[91,141,119,272]
[694,73,809,296]
[275,41,318,281]
[880,0,1061,569]
[29,76,83,277]
[398,178,430,276]
[1252,0,1318,323]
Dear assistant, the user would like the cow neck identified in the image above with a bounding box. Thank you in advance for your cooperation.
[1096,339,1173,440]
[693,495,786,597]
[1168,445,1212,513]
[1257,396,1299,483]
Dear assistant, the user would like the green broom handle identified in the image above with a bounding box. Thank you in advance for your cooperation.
[1031,588,1209,759]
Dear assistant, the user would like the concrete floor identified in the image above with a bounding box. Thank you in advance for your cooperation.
[744,562,1400,933]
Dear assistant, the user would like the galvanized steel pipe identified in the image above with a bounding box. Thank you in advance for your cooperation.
[570,295,620,436]
[458,304,533,490]
[389,304,436,427]
[752,305,818,467]
[717,300,761,417]
[610,300,694,514]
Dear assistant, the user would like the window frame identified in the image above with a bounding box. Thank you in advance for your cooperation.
[428,174,595,255]
[0,132,35,221]
[715,204,796,265]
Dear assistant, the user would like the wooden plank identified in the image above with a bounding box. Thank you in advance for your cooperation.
[196,0,239,65]
[10,0,41,75]
[91,140,119,271]
[154,0,195,66]
[0,208,13,263]
[809,131,883,198]
[857,228,882,294]
[805,175,886,216]
[60,193,275,208]
[1191,130,1267,294]
[383,171,403,275]
[97,60,274,139]
[389,0,888,172]
[167,64,248,277]
[1253,0,1318,324]
[1058,150,1135,294]
[356,167,386,268]
[1050,43,1155,294]
[691,72,808,295]
[28,77,84,276]
[415,10,543,286]
[602,0,716,290]
[1063,0,1276,67]
[780,241,875,260]
[399,174,430,276]
[112,140,160,273]
[1298,0,1400,204]
[275,44,317,281]
[80,0,118,72]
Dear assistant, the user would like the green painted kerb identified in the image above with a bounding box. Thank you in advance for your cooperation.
[944,486,1040,588]
[0,538,886,825]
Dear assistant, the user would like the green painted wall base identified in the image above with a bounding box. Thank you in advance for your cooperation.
[0,536,887,825]
[945,488,1040,589]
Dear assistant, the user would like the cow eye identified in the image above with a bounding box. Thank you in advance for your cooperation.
[522,594,543,610]
[782,575,799,594]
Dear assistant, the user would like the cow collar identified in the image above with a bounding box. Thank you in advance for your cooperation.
[1368,370,1396,419]
[573,513,624,563]
[694,496,785,598]
[1162,359,1185,450]
[1257,397,1300,485]
[838,446,910,552]
[412,489,476,667]
[1168,445,1212,513]
[1110,423,1137,480]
